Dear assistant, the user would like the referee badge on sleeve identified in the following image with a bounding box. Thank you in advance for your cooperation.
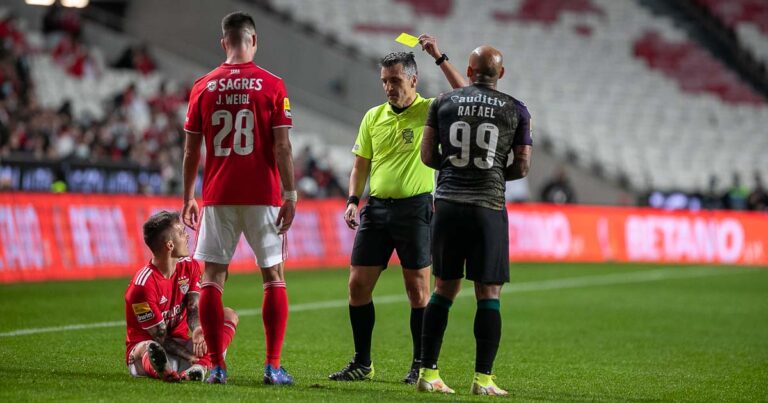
[284,98,292,118]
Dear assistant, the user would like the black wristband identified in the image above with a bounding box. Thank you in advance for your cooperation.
[347,195,360,206]
[435,53,448,65]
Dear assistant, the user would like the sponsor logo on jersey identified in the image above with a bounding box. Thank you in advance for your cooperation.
[213,78,263,92]
[159,295,168,304]
[132,302,151,315]
[284,97,292,118]
[132,302,155,322]
[137,311,155,322]
[450,94,506,107]
[401,128,414,144]
[229,68,240,75]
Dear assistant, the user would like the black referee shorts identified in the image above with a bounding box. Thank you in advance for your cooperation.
[432,199,509,284]
[350,193,433,270]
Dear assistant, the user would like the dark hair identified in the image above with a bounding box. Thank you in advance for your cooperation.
[221,11,256,44]
[143,211,180,251]
[380,52,417,77]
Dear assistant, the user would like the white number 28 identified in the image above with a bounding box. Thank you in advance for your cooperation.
[212,109,255,156]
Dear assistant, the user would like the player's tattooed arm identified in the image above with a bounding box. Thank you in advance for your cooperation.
[146,321,196,362]
[186,292,200,332]
[421,126,441,169]
[146,321,169,344]
[164,338,197,363]
[505,145,532,180]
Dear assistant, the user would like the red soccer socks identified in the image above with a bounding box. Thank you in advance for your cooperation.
[200,282,225,368]
[262,281,288,368]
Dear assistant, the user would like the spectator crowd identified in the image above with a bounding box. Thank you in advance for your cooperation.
[0,8,764,209]
[0,9,345,197]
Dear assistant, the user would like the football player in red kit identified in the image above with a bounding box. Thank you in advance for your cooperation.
[182,11,297,385]
[125,211,238,382]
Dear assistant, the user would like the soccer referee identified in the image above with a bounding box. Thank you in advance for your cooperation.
[329,35,465,384]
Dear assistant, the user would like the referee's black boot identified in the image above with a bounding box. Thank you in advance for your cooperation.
[328,360,375,381]
[402,359,421,384]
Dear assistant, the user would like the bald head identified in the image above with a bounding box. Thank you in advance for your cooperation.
[468,46,504,86]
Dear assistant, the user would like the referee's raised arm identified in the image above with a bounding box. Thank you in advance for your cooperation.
[418,33,467,89]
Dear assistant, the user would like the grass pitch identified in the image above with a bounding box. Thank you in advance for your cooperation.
[0,263,766,402]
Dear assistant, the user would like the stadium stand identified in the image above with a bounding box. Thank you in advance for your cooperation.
[3,0,766,205]
[0,6,352,196]
[693,0,768,64]
[269,0,768,194]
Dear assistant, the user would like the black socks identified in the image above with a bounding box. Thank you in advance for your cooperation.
[420,293,453,369]
[349,301,375,366]
[474,299,501,374]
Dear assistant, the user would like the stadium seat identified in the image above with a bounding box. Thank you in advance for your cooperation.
[267,0,768,193]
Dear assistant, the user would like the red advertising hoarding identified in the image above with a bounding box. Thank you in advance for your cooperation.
[0,193,765,283]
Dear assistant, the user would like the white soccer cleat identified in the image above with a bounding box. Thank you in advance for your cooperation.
[471,373,509,396]
[416,368,455,394]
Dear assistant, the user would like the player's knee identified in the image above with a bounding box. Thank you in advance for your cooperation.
[260,265,284,283]
[474,283,502,300]
[348,284,373,304]
[405,282,429,306]
[348,279,374,304]
[203,262,229,282]
[223,307,239,327]
[435,280,462,299]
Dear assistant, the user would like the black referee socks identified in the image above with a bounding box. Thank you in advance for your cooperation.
[474,298,501,374]
[349,302,375,366]
[410,307,425,363]
[420,293,453,369]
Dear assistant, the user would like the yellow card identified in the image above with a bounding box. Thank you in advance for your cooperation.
[395,32,420,48]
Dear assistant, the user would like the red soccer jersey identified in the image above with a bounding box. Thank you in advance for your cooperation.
[124,257,202,363]
[184,62,292,206]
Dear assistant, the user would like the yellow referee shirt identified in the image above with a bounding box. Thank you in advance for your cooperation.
[352,94,434,199]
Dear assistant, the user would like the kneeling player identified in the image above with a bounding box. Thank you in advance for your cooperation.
[125,211,239,382]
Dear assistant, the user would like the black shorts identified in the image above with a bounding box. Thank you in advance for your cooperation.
[351,193,433,269]
[432,199,509,283]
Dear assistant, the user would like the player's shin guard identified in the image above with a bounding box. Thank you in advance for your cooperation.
[263,281,288,368]
[200,282,225,368]
[349,301,375,366]
[474,299,501,374]
[421,293,453,369]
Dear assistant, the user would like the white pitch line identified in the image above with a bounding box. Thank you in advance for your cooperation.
[0,267,744,338]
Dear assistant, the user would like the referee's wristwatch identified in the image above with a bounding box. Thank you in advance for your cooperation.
[347,195,360,206]
[435,53,449,66]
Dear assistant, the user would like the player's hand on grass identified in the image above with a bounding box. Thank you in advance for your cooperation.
[344,203,359,230]
[182,199,200,231]
[418,34,442,60]
[276,200,296,235]
[192,326,207,357]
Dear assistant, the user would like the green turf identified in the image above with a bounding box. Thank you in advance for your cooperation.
[0,263,766,401]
